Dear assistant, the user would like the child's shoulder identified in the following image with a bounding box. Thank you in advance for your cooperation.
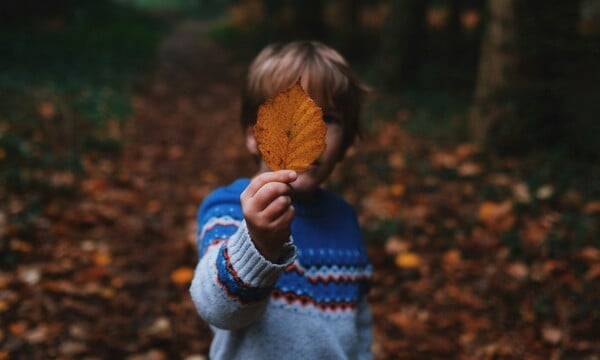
[208,178,250,198]
[198,178,250,213]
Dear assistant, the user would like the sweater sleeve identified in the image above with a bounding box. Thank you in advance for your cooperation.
[356,296,374,359]
[190,197,296,329]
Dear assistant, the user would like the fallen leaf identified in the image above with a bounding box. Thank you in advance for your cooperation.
[505,262,529,280]
[541,326,562,344]
[513,182,532,203]
[478,201,512,222]
[390,183,406,196]
[388,152,405,169]
[24,325,48,344]
[9,321,27,336]
[146,200,162,214]
[455,143,478,159]
[37,101,56,119]
[395,252,421,269]
[385,236,410,255]
[442,249,462,269]
[584,263,600,280]
[579,247,600,262]
[432,151,458,168]
[536,185,555,200]
[59,341,87,356]
[457,162,482,177]
[170,267,194,285]
[147,317,171,335]
[93,252,112,267]
[583,201,600,214]
[18,266,41,285]
[254,80,326,172]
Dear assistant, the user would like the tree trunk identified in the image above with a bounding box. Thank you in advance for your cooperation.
[292,0,327,42]
[337,0,362,61]
[376,0,428,90]
[470,0,589,154]
[469,0,521,152]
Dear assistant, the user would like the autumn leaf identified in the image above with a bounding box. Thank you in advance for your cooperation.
[170,267,194,285]
[254,80,327,172]
[478,201,513,223]
[395,252,421,269]
[92,252,112,267]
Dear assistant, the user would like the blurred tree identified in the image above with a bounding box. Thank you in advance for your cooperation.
[292,0,327,41]
[469,0,520,152]
[470,0,600,155]
[0,0,112,24]
[337,0,361,60]
[375,0,429,90]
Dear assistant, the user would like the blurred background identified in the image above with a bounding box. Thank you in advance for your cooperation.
[1,0,599,359]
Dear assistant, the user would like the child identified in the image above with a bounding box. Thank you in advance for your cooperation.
[190,41,373,359]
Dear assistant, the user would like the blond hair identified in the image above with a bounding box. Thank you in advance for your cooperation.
[241,41,368,155]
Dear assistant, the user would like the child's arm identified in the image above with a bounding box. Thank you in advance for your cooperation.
[240,170,297,261]
[190,171,297,329]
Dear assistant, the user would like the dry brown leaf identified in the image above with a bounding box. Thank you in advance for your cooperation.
[254,80,326,172]
[442,249,462,269]
[93,252,112,267]
[170,267,194,285]
[541,326,562,344]
[505,261,529,280]
[395,252,421,269]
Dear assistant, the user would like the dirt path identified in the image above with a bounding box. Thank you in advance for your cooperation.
[3,20,255,359]
[106,20,257,357]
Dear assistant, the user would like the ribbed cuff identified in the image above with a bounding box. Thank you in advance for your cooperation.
[226,221,296,288]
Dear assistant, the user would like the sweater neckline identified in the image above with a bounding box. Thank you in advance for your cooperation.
[233,178,329,217]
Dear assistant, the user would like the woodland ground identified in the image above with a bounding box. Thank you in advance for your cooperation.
[1,16,599,360]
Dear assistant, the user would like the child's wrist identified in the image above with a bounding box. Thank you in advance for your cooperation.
[252,236,285,263]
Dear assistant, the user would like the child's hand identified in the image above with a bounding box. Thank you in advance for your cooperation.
[240,170,297,262]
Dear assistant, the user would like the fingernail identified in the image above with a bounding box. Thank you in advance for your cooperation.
[289,171,297,180]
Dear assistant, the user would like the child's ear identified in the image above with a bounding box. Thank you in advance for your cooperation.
[245,126,259,155]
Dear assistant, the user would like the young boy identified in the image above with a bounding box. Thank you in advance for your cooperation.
[190,41,373,359]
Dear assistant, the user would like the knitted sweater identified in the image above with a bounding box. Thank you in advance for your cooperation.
[190,178,373,360]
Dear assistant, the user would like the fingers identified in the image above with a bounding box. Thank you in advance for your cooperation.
[252,181,292,208]
[251,199,295,233]
[242,170,297,198]
[242,187,294,226]
[261,194,293,222]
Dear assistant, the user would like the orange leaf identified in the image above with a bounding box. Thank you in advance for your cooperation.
[9,321,27,336]
[442,249,462,269]
[170,267,194,285]
[478,201,512,223]
[254,80,327,172]
[93,252,111,267]
[395,252,421,269]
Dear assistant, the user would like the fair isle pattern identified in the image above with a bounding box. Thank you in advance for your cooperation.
[272,252,372,313]
[287,262,373,284]
[196,179,373,314]
[198,215,240,256]
[199,220,372,313]
[215,244,272,303]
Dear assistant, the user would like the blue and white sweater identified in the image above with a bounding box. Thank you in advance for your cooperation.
[190,178,373,359]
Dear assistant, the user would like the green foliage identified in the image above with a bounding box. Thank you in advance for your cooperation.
[114,0,227,19]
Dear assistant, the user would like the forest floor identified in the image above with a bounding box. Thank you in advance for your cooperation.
[1,18,599,360]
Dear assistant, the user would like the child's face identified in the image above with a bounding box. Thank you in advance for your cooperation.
[287,110,344,198]
[247,108,345,199]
